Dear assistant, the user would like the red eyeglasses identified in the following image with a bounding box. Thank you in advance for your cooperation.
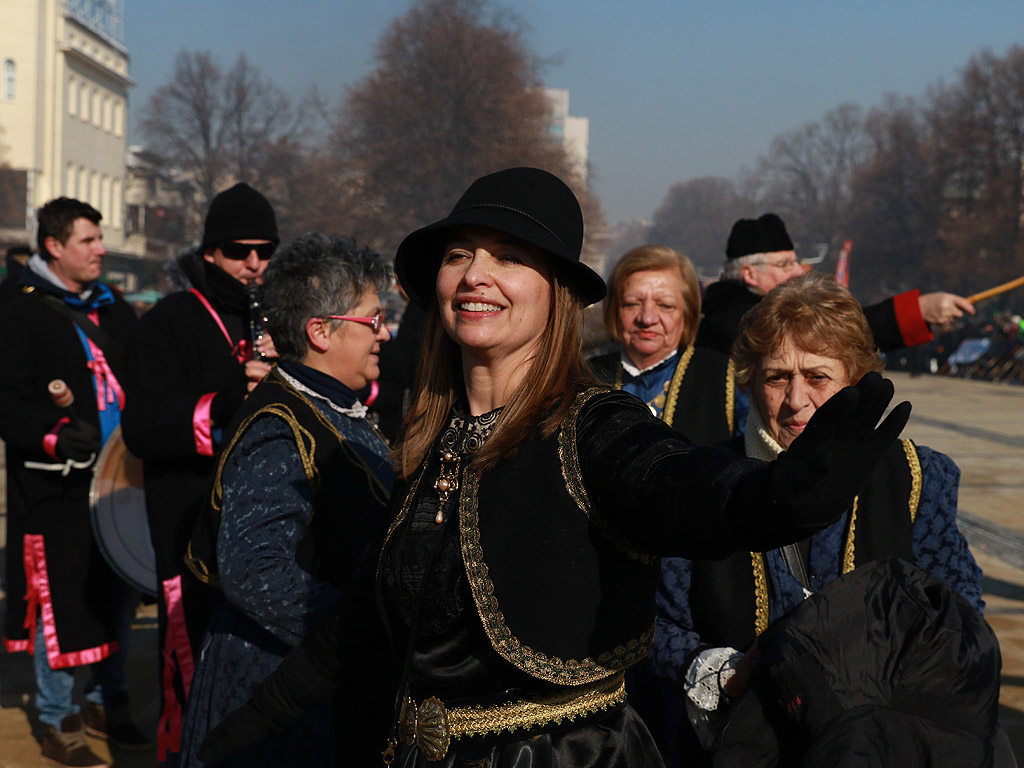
[321,312,385,332]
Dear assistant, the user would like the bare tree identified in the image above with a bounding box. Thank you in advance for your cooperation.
[139,51,299,228]
[754,103,869,254]
[925,46,1024,290]
[328,0,581,256]
[646,177,754,275]
[846,95,943,300]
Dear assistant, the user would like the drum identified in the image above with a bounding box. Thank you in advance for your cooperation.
[88,426,157,596]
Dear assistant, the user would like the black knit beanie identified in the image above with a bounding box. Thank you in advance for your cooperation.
[201,183,279,249]
[726,213,793,259]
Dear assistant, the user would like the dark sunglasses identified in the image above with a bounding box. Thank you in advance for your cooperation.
[218,242,276,261]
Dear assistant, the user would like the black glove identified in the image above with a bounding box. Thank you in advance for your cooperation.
[55,419,100,461]
[210,365,248,427]
[766,371,911,538]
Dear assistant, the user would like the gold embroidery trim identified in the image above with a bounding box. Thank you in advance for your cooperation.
[460,464,654,685]
[188,400,317,585]
[753,438,922,626]
[191,370,390,584]
[400,672,627,760]
[842,497,859,575]
[276,370,391,509]
[725,358,736,436]
[751,551,770,636]
[558,387,655,564]
[902,438,922,523]
[377,459,427,579]
[661,345,695,426]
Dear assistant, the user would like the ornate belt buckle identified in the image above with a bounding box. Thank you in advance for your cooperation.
[397,695,417,746]
[415,696,451,762]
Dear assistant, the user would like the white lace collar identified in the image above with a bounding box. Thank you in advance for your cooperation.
[278,368,369,419]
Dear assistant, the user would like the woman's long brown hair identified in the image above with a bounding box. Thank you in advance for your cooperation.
[394,271,595,479]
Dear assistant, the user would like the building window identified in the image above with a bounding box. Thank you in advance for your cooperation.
[68,77,78,116]
[3,59,15,100]
[113,99,123,137]
[103,94,112,132]
[126,204,140,235]
[111,177,122,230]
[80,87,89,122]
[92,88,101,127]
[101,175,110,218]
[66,163,76,197]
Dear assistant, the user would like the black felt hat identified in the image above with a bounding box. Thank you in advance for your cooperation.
[395,167,606,309]
[726,213,794,259]
[202,183,279,249]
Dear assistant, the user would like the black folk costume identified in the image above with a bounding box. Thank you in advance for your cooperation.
[121,250,256,762]
[375,387,807,766]
[588,345,735,445]
[651,405,985,767]
[0,260,136,670]
[180,363,394,768]
[196,385,834,766]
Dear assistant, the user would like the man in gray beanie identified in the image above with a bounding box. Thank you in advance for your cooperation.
[120,183,279,766]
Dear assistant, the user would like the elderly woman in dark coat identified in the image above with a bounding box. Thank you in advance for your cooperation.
[651,271,988,766]
[198,169,912,768]
[178,233,394,768]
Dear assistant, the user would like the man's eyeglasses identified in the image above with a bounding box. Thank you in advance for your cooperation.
[755,257,799,271]
[218,242,277,261]
[322,312,386,333]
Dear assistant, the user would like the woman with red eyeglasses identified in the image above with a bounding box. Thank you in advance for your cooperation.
[177,232,396,768]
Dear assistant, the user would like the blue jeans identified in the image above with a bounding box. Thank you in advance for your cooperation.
[34,587,138,730]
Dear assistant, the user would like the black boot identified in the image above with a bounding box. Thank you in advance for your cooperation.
[84,691,154,751]
[41,713,109,768]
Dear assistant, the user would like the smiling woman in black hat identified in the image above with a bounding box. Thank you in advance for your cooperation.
[199,167,912,768]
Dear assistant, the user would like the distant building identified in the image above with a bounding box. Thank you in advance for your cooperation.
[124,146,196,264]
[0,0,131,269]
[544,87,589,184]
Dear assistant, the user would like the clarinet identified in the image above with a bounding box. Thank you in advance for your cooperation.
[247,282,267,362]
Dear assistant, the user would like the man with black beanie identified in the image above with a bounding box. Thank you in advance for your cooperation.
[121,182,279,766]
[696,212,975,355]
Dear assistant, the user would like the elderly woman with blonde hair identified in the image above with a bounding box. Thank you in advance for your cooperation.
[651,271,986,766]
[589,245,738,446]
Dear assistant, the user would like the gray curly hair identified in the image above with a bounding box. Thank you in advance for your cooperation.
[261,232,392,361]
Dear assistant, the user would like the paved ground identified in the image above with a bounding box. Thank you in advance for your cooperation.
[1,370,1023,766]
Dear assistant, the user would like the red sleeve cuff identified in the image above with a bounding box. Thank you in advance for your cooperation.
[43,417,71,460]
[892,289,933,348]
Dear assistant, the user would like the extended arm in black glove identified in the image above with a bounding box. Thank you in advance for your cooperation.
[55,419,101,462]
[740,371,911,548]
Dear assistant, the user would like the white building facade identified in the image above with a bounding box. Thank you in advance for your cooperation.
[544,87,590,185]
[0,0,131,252]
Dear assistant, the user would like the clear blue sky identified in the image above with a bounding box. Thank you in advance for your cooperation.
[125,0,1024,225]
